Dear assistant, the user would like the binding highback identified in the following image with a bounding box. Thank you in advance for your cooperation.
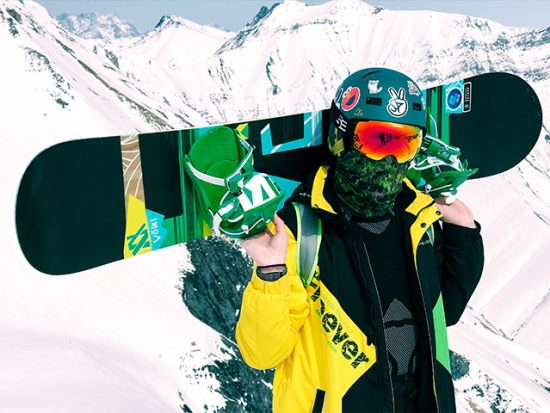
[292,202,322,287]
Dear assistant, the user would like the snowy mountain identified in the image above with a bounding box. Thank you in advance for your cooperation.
[1,0,549,412]
[113,15,233,82]
[57,12,141,40]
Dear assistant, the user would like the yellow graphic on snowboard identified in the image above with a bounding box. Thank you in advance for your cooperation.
[124,195,152,257]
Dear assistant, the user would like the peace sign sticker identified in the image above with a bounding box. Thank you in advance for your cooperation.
[387,87,408,118]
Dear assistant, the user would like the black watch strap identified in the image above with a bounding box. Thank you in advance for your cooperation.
[256,264,288,282]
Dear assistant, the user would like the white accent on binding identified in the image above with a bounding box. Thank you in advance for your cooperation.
[239,174,278,211]
[184,161,226,186]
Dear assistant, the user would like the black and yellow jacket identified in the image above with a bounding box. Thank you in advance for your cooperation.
[236,166,484,412]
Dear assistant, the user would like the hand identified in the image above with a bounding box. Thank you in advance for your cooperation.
[434,197,476,228]
[240,214,288,267]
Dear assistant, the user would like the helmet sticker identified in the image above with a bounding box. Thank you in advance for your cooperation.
[342,86,361,111]
[368,80,383,94]
[407,81,421,96]
[387,87,408,118]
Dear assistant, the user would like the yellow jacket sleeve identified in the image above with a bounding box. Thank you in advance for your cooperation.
[235,224,310,370]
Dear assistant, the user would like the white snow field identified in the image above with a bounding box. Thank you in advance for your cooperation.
[1,0,549,411]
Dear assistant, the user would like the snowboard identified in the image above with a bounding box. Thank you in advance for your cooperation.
[16,72,542,275]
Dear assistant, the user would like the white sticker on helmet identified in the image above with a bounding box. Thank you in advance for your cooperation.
[408,81,421,96]
[387,87,408,118]
[368,80,383,94]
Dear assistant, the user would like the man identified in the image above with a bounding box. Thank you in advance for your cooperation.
[236,68,484,412]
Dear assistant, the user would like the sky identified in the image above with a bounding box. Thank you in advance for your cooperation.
[36,0,550,33]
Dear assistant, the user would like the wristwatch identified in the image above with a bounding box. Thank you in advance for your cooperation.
[256,264,288,282]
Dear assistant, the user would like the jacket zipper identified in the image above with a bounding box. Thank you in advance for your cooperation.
[358,241,396,413]
[412,225,440,412]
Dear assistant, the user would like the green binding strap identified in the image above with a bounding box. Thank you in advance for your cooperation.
[292,202,322,287]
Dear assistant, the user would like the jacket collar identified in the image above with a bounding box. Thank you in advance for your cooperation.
[310,165,336,214]
[302,165,437,219]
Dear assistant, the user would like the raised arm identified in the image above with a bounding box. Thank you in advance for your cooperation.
[236,214,310,370]
[434,198,485,326]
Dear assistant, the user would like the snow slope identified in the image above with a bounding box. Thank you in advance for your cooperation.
[451,318,550,412]
[1,0,549,411]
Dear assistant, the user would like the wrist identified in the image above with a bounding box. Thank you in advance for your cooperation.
[256,264,288,282]
[254,255,287,267]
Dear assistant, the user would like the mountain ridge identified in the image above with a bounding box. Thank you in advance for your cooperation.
[57,11,141,39]
[1,0,549,411]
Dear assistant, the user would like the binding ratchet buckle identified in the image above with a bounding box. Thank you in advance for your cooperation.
[407,134,478,201]
[183,126,285,239]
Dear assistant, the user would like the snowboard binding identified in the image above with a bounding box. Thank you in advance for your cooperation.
[406,111,478,200]
[407,135,478,199]
[183,126,284,238]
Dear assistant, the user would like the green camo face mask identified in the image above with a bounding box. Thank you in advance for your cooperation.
[332,151,408,218]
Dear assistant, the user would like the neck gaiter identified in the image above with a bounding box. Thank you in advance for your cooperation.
[332,151,408,218]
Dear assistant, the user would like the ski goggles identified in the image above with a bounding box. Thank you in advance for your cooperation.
[353,120,424,164]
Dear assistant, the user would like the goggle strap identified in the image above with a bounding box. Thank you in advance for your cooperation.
[330,101,354,152]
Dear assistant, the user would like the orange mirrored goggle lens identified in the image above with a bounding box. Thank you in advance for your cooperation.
[353,121,423,163]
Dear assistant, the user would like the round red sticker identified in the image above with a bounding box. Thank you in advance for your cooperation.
[341,87,361,111]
